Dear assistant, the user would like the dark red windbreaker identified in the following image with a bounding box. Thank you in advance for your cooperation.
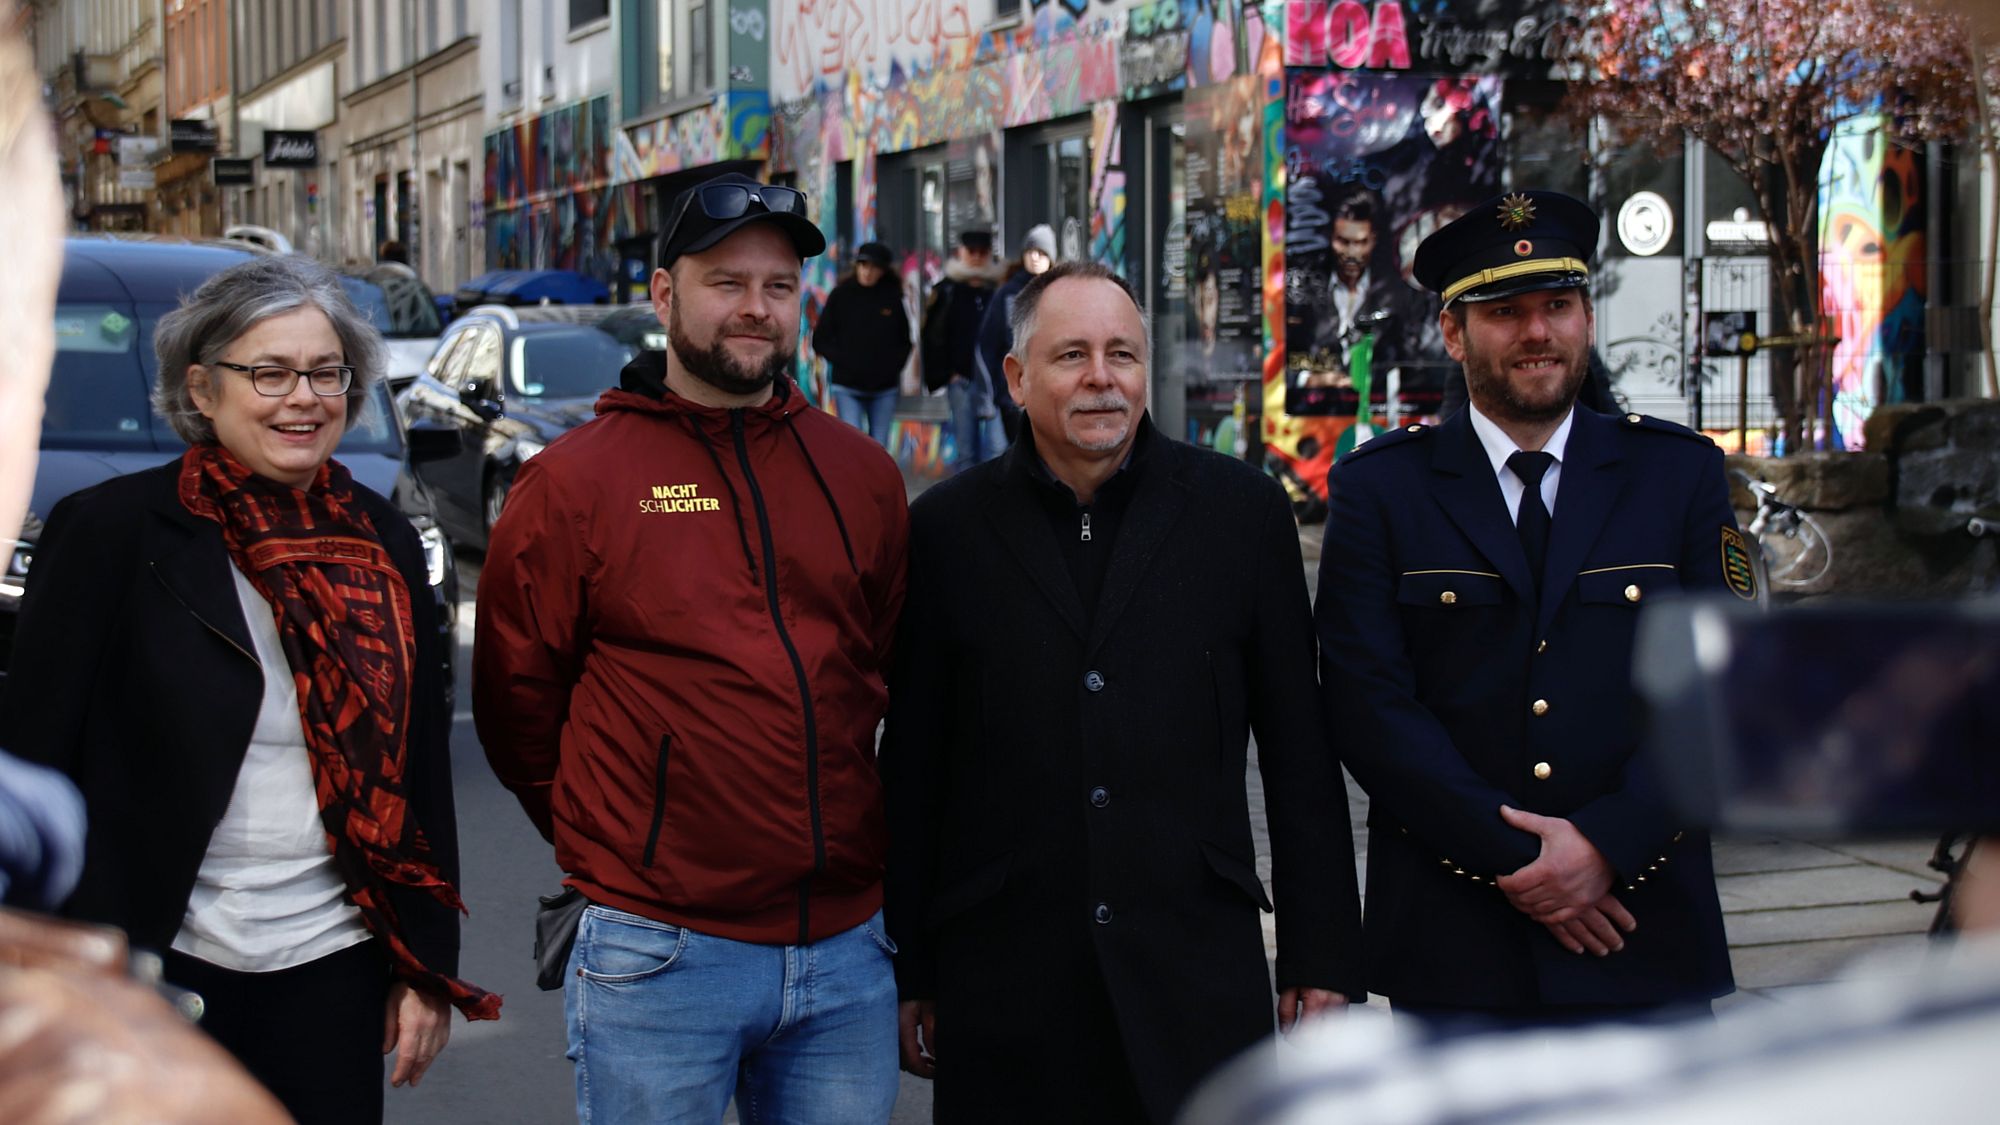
[474,355,908,944]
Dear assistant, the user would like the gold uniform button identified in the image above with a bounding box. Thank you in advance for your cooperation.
[1531,699,1550,717]
[1533,761,1553,780]
[1407,424,1423,432]
[1624,584,1642,603]
[1535,640,1548,654]
[1626,413,1642,424]
[1440,590,1458,605]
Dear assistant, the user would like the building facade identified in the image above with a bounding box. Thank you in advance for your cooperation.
[337,0,483,287]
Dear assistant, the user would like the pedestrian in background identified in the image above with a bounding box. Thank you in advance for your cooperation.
[814,239,913,449]
[921,228,1006,471]
[3,254,496,1124]
[1315,190,1738,1039]
[975,222,1057,443]
[884,261,1363,1123]
[475,172,909,1123]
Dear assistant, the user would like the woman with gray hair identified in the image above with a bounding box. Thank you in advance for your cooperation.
[2,253,497,1124]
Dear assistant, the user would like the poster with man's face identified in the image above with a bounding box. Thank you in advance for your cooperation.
[1185,76,1264,391]
[1282,71,1503,418]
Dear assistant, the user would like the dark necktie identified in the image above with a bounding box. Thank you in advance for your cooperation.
[1508,450,1556,593]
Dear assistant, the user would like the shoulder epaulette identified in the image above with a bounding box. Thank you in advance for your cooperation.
[1618,411,1715,446]
[1339,422,1432,462]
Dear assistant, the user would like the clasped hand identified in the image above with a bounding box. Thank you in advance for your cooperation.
[1496,805,1636,957]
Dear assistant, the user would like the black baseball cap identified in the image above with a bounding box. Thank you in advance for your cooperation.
[855,241,893,266]
[1413,190,1599,305]
[659,173,827,267]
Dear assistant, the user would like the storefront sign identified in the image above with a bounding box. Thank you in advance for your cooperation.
[263,130,319,167]
[213,158,255,186]
[171,119,220,153]
[1285,0,1576,77]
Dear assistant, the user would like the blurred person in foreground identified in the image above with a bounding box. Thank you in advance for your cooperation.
[813,239,913,448]
[921,228,1007,471]
[475,172,909,1122]
[884,261,1362,1122]
[1314,192,1741,1037]
[1,253,497,1124]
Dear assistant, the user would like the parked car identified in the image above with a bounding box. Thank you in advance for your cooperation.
[219,223,294,254]
[340,262,445,394]
[450,268,609,315]
[399,303,660,548]
[1,236,462,691]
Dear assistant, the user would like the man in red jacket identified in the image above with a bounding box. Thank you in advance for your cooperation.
[474,172,910,1123]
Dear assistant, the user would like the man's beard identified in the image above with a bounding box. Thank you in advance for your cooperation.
[668,303,795,397]
[1062,390,1135,452]
[1461,335,1588,425]
[1334,255,1366,286]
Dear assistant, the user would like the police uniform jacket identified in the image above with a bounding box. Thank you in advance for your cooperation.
[883,422,1364,1120]
[1315,405,1740,1008]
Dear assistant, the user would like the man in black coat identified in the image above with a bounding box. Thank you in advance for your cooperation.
[1315,191,1742,1036]
[883,261,1363,1123]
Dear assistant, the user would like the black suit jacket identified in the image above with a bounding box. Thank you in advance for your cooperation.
[883,424,1362,1121]
[0,461,461,976]
[1315,406,1738,1008]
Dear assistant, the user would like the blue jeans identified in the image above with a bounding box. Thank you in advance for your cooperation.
[830,385,898,448]
[566,904,899,1124]
[945,378,1006,471]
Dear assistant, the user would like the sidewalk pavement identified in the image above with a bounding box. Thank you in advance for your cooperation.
[1285,521,1943,1012]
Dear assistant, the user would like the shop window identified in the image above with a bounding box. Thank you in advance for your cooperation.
[571,0,609,28]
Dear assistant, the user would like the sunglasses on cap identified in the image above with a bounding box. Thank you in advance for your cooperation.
[665,183,808,240]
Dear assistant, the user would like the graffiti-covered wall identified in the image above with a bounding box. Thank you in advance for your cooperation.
[483,96,641,284]
[1819,115,1927,451]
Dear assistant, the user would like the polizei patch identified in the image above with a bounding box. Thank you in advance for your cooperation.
[1720,527,1758,600]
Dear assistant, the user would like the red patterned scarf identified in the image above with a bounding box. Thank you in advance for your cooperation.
[178,445,500,1021]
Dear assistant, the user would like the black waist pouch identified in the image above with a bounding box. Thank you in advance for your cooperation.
[534,886,588,990]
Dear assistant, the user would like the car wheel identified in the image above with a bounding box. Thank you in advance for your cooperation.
[483,470,512,542]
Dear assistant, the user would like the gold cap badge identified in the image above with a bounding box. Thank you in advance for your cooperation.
[1497,193,1537,231]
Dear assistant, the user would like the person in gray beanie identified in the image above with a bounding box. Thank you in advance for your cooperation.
[975,223,1058,443]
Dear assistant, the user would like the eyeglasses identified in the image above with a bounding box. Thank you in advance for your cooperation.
[213,361,355,397]
[665,183,809,244]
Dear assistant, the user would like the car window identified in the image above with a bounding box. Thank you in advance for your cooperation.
[461,327,503,397]
[429,328,474,386]
[511,329,637,400]
[335,383,403,456]
[365,269,443,338]
[45,302,169,450]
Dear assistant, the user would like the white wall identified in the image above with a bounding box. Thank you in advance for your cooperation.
[481,0,614,126]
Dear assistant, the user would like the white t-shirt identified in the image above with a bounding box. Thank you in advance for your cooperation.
[171,564,371,972]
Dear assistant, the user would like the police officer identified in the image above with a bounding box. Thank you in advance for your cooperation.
[1314,190,1753,1036]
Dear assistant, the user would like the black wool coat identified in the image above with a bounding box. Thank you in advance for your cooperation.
[882,424,1363,1123]
[813,275,913,394]
[0,462,462,978]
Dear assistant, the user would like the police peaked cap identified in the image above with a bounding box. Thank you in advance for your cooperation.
[1413,190,1600,305]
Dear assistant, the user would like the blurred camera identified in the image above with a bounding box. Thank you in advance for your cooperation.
[1636,597,2000,836]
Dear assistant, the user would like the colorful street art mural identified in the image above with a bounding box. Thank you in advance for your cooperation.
[611,92,773,182]
[1818,114,1926,452]
[483,97,640,284]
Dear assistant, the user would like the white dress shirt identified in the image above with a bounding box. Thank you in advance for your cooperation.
[1466,402,1575,525]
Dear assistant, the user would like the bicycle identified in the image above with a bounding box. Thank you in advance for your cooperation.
[1730,469,1834,592]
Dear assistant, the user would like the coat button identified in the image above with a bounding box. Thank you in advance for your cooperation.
[1535,640,1548,654]
[1089,786,1110,808]
[1084,671,1105,692]
[1439,590,1457,605]
[1624,584,1642,603]
[1531,699,1550,717]
[1626,413,1642,424]
[1093,903,1113,924]
[1406,424,1423,433]
[1533,761,1553,780]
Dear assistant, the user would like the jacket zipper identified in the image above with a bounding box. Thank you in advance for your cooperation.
[1080,511,1092,542]
[641,734,671,868]
[150,563,259,668]
[730,410,826,944]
